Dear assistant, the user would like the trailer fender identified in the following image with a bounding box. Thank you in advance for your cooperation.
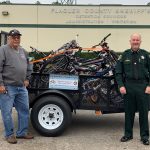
[30,90,76,111]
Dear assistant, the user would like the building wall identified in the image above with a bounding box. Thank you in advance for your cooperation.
[0,4,150,52]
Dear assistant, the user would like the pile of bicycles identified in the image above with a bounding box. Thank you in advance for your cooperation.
[29,33,118,85]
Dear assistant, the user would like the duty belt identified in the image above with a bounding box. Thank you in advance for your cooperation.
[125,78,148,84]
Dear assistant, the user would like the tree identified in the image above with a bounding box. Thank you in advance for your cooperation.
[51,1,62,5]
[0,0,11,3]
[35,1,41,4]
[147,2,150,5]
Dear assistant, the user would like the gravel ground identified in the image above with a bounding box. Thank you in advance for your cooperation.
[0,109,150,150]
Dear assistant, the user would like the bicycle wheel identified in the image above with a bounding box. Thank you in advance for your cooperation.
[40,55,70,83]
[40,54,70,74]
[39,69,70,84]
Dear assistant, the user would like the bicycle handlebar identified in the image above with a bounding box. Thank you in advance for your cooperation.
[92,33,111,48]
[30,46,47,56]
[101,33,111,43]
[30,46,40,53]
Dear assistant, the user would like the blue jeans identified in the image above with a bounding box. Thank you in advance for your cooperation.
[0,85,29,137]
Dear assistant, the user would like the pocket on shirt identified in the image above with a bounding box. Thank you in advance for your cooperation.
[123,61,131,71]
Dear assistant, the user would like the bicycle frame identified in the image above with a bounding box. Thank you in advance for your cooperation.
[30,33,118,75]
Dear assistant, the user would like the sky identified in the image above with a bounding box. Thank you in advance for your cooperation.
[0,0,150,5]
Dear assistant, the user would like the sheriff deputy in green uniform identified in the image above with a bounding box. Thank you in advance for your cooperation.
[115,33,150,145]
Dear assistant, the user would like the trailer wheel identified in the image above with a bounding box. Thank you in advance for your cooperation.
[31,95,72,136]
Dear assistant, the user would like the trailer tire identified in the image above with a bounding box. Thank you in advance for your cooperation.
[31,95,72,136]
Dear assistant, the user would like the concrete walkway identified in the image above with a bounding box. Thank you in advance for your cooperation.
[0,109,150,150]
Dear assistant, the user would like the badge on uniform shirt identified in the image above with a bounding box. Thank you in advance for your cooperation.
[124,59,130,62]
[141,56,145,59]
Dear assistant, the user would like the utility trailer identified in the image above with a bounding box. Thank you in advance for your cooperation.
[28,72,127,137]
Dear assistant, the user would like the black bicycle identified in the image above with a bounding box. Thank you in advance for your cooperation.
[40,33,118,77]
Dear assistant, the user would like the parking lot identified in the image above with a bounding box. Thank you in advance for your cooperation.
[0,109,150,150]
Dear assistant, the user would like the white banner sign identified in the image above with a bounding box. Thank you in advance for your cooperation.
[49,74,79,90]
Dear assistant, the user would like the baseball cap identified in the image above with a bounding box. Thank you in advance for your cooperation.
[8,29,22,36]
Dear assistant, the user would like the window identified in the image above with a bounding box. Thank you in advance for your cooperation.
[0,31,8,46]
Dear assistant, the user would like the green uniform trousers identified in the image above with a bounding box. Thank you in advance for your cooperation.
[124,81,149,140]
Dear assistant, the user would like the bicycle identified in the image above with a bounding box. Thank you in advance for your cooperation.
[29,39,81,87]
[29,45,69,72]
[40,33,118,77]
[29,46,48,72]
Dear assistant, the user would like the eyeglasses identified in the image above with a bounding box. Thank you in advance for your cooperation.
[11,36,21,40]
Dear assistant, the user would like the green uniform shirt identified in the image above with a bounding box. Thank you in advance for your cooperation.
[115,49,150,88]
